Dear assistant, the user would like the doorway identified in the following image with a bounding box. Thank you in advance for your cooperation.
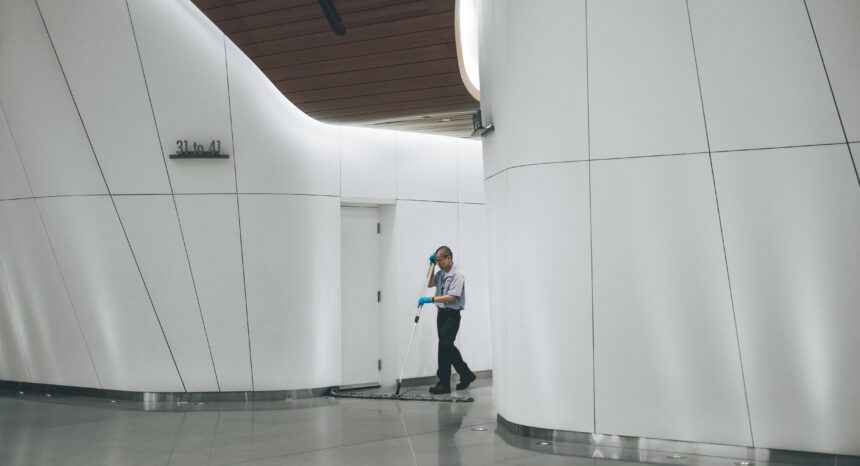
[340,206,381,387]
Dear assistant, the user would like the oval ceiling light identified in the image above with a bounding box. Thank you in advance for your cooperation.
[456,0,480,101]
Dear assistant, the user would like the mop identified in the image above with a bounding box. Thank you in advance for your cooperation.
[327,260,474,403]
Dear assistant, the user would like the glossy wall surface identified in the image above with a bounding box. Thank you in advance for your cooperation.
[479,0,860,456]
[0,0,489,394]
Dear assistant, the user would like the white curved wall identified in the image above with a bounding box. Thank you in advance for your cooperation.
[0,0,490,394]
[479,0,860,456]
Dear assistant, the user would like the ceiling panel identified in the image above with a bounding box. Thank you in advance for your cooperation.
[193,0,478,136]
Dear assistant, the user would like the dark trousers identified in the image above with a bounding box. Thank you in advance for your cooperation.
[436,309,472,384]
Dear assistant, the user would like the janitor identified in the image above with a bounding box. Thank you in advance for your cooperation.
[418,246,476,394]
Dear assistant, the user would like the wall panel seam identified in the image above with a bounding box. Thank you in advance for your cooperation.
[125,0,221,391]
[0,101,34,382]
[802,0,860,191]
[225,36,255,391]
[482,141,854,184]
[395,198,459,204]
[27,3,108,390]
[686,0,754,446]
[0,193,489,203]
[584,0,597,435]
[711,141,848,155]
[0,99,35,200]
[239,192,341,197]
[504,0,511,423]
[35,0,185,391]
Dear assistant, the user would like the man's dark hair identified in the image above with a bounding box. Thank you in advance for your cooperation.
[436,245,453,259]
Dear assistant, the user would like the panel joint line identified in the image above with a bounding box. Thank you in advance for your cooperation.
[124,0,221,391]
[685,0,754,445]
[802,0,860,191]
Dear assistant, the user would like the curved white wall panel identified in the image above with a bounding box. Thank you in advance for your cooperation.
[114,196,218,392]
[504,163,593,432]
[457,139,484,203]
[396,132,458,202]
[476,0,508,178]
[37,196,183,391]
[806,0,860,143]
[588,0,707,159]
[175,195,252,391]
[0,0,491,406]
[713,146,860,455]
[591,155,750,445]
[384,200,459,380]
[455,204,491,373]
[127,0,235,194]
[483,173,508,415]
[506,0,588,166]
[688,0,842,151]
[0,258,31,382]
[479,0,858,455]
[0,200,99,387]
[228,43,340,196]
[0,106,31,201]
[0,0,107,197]
[340,126,396,202]
[240,195,341,390]
[38,0,170,195]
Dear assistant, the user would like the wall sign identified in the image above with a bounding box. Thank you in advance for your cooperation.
[170,139,229,159]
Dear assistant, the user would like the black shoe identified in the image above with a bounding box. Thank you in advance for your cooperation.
[456,372,476,390]
[429,383,451,395]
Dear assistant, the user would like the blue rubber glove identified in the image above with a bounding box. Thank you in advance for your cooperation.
[429,254,437,264]
[418,297,433,306]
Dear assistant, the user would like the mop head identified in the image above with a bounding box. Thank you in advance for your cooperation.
[326,389,474,403]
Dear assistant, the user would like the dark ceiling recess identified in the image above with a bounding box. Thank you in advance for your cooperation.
[192,0,480,137]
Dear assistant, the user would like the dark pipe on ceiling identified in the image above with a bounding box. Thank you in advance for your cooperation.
[319,0,346,35]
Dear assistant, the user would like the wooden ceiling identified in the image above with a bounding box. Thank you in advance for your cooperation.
[192,0,480,137]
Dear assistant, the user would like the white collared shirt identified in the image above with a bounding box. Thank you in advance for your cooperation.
[433,264,466,310]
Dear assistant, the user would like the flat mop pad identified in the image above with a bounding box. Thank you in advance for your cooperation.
[326,388,473,403]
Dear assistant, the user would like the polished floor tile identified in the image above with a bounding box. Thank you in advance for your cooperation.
[0,380,848,466]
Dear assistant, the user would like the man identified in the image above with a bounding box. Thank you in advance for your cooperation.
[418,246,476,394]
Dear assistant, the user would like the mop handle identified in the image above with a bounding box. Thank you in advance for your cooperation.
[396,261,437,393]
[413,262,437,322]
[398,324,419,387]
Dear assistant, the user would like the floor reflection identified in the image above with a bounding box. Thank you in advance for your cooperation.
[0,380,849,466]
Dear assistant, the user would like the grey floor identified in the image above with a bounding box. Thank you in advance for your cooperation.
[0,380,843,466]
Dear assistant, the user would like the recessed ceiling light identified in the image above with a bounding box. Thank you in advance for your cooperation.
[734,462,754,465]
[471,427,487,431]
[668,454,687,459]
[536,441,552,446]
[441,118,451,122]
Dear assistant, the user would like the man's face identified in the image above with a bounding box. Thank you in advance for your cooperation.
[436,253,453,271]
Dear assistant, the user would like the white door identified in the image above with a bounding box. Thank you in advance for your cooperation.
[341,206,381,386]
